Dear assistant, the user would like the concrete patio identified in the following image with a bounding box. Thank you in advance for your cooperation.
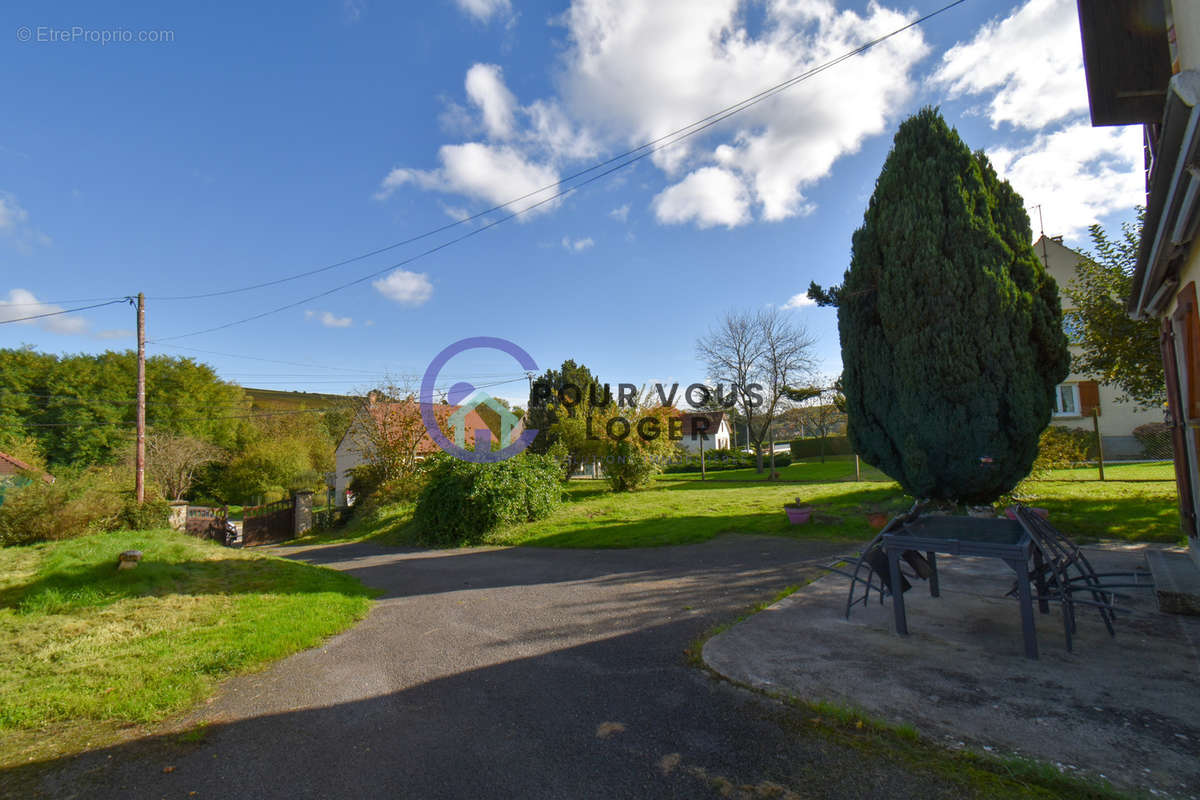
[703,544,1200,798]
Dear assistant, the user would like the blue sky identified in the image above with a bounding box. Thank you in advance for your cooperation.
[0,0,1143,406]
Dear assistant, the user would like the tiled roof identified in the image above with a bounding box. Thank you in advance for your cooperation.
[0,451,54,483]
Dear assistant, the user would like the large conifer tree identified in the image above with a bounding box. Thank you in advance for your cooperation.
[810,108,1069,503]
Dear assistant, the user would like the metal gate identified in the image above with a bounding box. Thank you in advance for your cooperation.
[242,498,295,546]
[185,505,228,542]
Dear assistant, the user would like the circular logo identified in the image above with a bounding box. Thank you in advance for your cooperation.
[420,337,539,463]
[16,26,32,42]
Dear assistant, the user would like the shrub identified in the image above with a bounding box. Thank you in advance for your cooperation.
[1133,423,1173,459]
[662,449,792,473]
[603,440,662,491]
[1031,426,1095,474]
[118,495,171,531]
[789,436,854,459]
[823,108,1070,503]
[0,466,171,546]
[412,454,562,545]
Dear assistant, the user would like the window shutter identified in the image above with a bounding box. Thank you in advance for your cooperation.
[1161,316,1197,537]
[1171,282,1200,422]
[1078,381,1100,416]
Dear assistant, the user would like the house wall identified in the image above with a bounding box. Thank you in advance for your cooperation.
[333,419,369,506]
[1171,0,1200,73]
[676,420,731,453]
[1037,236,1161,457]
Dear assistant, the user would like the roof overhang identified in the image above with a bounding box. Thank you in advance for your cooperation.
[1076,0,1171,126]
[1130,71,1200,318]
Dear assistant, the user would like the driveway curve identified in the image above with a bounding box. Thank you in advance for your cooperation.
[13,535,949,799]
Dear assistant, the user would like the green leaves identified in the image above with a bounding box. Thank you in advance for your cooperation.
[836,108,1070,503]
[1064,212,1163,407]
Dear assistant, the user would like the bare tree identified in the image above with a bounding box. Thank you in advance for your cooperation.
[697,308,816,474]
[145,431,223,501]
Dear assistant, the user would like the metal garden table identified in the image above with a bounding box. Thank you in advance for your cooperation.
[881,515,1042,659]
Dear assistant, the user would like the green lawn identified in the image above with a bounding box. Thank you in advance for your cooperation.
[322,459,1181,549]
[663,454,890,483]
[0,529,373,767]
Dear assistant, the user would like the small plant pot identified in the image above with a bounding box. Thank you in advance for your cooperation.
[867,512,889,530]
[784,505,813,524]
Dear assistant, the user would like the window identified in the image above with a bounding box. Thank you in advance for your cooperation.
[1053,383,1080,416]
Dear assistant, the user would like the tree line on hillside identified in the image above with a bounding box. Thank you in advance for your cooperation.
[0,347,352,507]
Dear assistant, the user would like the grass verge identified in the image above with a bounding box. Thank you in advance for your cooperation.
[0,528,373,767]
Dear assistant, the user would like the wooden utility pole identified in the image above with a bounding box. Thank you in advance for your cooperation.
[1092,407,1106,481]
[135,292,146,504]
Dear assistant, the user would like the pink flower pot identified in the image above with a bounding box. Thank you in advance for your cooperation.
[785,506,812,524]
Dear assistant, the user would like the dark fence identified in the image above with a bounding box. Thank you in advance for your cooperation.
[242,498,295,547]
[185,505,228,541]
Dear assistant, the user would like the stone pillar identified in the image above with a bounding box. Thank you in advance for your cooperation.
[292,491,314,537]
[168,502,188,531]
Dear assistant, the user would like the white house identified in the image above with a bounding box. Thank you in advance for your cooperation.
[1034,234,1161,458]
[333,399,490,506]
[675,411,732,453]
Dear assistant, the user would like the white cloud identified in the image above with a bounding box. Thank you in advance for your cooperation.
[989,122,1144,239]
[304,309,353,328]
[342,0,365,23]
[381,0,929,229]
[559,0,929,224]
[782,292,816,310]
[465,64,517,139]
[609,204,630,222]
[377,143,560,216]
[454,0,512,23]
[561,235,595,252]
[0,289,89,335]
[932,0,1086,131]
[653,167,749,229]
[0,192,50,252]
[373,270,433,306]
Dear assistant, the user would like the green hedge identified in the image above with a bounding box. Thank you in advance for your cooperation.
[662,449,791,473]
[412,454,563,545]
[789,436,854,458]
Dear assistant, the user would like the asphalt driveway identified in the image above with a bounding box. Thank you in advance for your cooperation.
[11,535,989,799]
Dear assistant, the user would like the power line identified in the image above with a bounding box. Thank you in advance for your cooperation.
[0,298,129,325]
[149,0,969,337]
[0,295,130,307]
[148,342,391,374]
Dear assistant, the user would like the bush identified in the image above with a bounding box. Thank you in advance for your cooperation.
[118,496,171,531]
[660,449,792,473]
[789,436,854,459]
[412,454,562,545]
[1133,423,1173,459]
[1031,426,1095,474]
[603,440,663,491]
[0,466,171,546]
